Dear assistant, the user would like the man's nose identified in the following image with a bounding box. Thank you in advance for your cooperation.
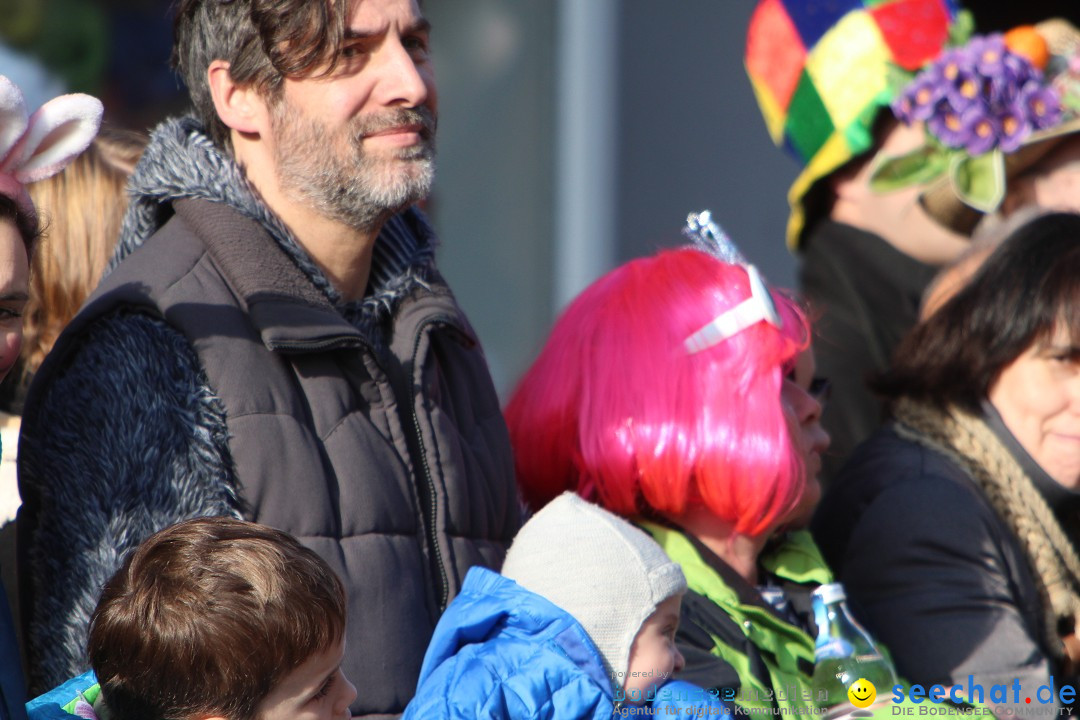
[376,40,431,108]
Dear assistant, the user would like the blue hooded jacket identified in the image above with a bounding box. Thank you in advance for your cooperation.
[403,567,731,720]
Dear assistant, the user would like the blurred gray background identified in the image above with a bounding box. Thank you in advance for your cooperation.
[428,0,796,397]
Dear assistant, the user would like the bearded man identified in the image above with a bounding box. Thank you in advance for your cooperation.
[15,2,520,716]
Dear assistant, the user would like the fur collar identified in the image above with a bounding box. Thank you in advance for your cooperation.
[113,115,439,340]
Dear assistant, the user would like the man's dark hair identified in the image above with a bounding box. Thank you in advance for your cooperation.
[171,0,350,148]
[88,517,347,720]
[875,211,1080,412]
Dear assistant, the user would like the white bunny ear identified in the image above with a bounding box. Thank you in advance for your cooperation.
[6,93,103,184]
[0,76,30,167]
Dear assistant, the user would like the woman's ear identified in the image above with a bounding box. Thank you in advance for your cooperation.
[206,59,267,137]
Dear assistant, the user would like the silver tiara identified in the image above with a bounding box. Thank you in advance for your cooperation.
[681,210,781,354]
[682,210,747,266]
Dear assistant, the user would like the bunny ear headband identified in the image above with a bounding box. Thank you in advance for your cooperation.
[0,74,103,224]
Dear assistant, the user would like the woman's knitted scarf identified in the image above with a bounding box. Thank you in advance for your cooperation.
[893,397,1080,659]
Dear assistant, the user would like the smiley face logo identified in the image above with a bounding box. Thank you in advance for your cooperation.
[848,678,876,708]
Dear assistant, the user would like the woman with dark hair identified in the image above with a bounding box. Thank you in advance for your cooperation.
[814,212,1080,711]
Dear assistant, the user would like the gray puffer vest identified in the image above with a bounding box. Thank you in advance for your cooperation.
[24,194,519,717]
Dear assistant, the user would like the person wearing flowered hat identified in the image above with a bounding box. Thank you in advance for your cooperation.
[746,0,973,484]
[872,19,1080,237]
[0,75,101,720]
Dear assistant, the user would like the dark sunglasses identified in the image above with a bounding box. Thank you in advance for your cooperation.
[808,376,831,405]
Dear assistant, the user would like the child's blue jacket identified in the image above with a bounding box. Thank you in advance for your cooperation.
[403,566,731,720]
[403,567,613,720]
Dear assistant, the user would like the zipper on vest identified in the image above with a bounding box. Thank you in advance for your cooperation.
[266,335,367,353]
[398,316,454,612]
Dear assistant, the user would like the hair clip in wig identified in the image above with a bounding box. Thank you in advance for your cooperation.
[681,210,781,354]
[683,264,781,354]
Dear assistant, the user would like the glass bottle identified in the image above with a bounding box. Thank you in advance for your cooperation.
[811,583,898,717]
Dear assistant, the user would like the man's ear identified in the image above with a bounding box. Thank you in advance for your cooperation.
[207,59,266,136]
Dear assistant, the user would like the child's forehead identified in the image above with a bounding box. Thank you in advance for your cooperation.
[645,594,684,622]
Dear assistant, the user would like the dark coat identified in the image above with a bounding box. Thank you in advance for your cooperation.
[813,423,1066,715]
[799,221,936,484]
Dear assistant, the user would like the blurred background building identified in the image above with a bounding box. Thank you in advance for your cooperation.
[1,0,1077,397]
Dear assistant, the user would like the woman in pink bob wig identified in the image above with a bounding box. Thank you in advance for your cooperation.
[506,245,835,704]
[506,247,810,537]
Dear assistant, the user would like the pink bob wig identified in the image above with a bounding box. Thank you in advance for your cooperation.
[505,247,810,537]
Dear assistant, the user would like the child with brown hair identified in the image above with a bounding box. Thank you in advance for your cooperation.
[26,517,356,720]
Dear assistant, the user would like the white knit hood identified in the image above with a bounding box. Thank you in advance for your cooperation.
[500,493,687,685]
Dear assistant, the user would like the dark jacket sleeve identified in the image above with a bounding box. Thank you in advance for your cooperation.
[829,452,1053,715]
[798,224,934,485]
[16,312,238,694]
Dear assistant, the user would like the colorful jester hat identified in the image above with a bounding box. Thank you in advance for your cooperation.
[871,20,1080,234]
[0,74,103,227]
[746,0,970,249]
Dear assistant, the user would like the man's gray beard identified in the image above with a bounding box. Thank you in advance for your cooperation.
[272,106,436,232]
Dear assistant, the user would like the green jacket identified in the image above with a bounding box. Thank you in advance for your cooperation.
[642,524,830,714]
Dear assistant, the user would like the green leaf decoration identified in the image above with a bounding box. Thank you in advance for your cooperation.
[948,10,975,48]
[1062,93,1080,115]
[949,149,1005,213]
[869,145,949,193]
[885,62,917,100]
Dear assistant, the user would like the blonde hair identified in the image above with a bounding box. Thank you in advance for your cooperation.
[22,127,147,378]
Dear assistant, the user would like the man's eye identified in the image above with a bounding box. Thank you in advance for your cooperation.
[403,35,429,54]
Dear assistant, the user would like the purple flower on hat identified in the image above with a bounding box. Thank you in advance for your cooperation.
[892,29,1071,158]
[1020,81,1063,130]
[990,53,1037,106]
[938,48,965,84]
[998,102,1032,152]
[945,67,984,112]
[897,74,947,122]
[968,34,1008,76]
[959,105,1001,155]
[928,106,969,148]
[1004,51,1038,83]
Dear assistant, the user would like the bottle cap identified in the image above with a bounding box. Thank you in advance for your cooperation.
[812,582,846,605]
